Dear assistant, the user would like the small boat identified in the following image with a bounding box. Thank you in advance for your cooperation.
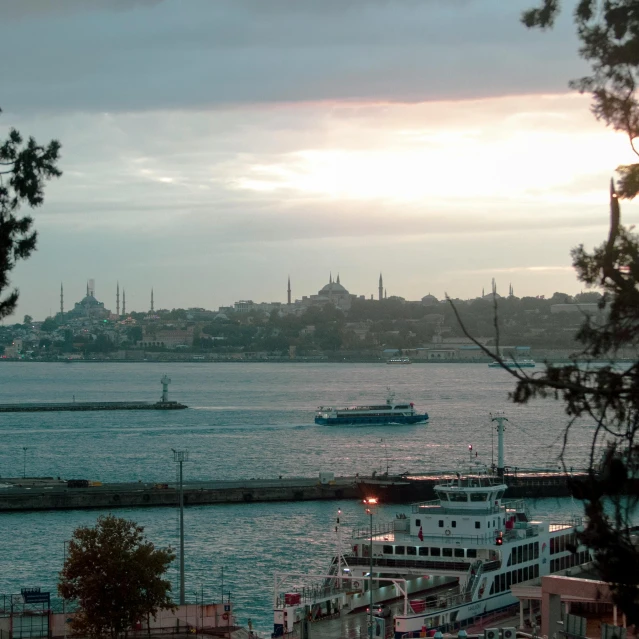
[314,390,428,425]
[488,358,535,368]
[387,357,412,365]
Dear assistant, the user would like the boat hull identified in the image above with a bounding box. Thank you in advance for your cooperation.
[314,413,428,425]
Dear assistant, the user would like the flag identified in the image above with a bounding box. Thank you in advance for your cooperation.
[418,526,423,541]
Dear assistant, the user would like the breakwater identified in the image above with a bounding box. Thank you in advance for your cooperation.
[0,476,359,512]
[0,400,187,412]
[0,470,611,513]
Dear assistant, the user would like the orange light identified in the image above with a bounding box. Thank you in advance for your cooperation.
[363,497,378,505]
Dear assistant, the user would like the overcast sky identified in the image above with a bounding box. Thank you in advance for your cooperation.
[2,0,637,319]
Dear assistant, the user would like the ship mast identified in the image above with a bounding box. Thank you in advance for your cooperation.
[491,413,508,478]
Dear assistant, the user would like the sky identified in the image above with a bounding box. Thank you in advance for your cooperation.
[2,0,639,320]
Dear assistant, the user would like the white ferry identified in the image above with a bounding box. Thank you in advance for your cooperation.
[387,357,412,365]
[273,464,588,638]
[314,391,428,425]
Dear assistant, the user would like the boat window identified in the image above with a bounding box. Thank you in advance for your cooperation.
[511,548,517,565]
[438,520,444,528]
[523,544,529,562]
[533,542,539,559]
[495,490,505,500]
[500,574,506,592]
[383,545,393,554]
[454,548,464,558]
[442,548,453,557]
[467,549,477,558]
[419,547,429,556]
[448,492,468,502]
[517,568,522,582]
[436,491,447,501]
[534,564,539,578]
[430,547,441,556]
[395,546,405,555]
[470,492,488,502]
[518,546,523,564]
[452,521,457,528]
[407,546,417,556]
[415,519,421,527]
[506,572,512,588]
[523,566,529,581]
[475,521,481,529]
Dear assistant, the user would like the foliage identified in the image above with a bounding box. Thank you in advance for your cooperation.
[40,317,58,332]
[523,1,639,198]
[0,109,62,319]
[58,515,175,639]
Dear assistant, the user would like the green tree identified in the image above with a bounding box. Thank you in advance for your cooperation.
[40,316,58,332]
[59,515,175,639]
[0,110,61,319]
[22,314,32,325]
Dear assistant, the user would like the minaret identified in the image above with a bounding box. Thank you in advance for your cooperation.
[86,281,89,297]
[122,290,126,316]
[337,273,340,285]
[287,276,291,305]
[116,281,120,317]
[150,288,154,313]
[60,283,64,316]
[385,288,387,299]
[329,272,333,284]
[378,273,383,301]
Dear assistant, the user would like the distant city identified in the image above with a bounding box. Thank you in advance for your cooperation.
[0,273,615,362]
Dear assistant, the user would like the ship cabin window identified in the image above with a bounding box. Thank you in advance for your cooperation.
[467,549,477,558]
[395,546,405,555]
[435,491,447,501]
[475,521,481,529]
[454,548,465,558]
[470,492,489,502]
[415,519,421,527]
[518,546,523,563]
[495,490,505,500]
[407,546,417,556]
[383,545,393,554]
[452,521,457,528]
[430,547,441,556]
[523,545,529,562]
[438,520,444,527]
[442,548,453,557]
[419,547,429,556]
[448,492,468,502]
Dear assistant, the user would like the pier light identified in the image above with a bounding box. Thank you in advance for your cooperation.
[363,497,378,506]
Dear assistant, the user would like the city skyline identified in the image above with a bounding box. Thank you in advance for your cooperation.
[3,0,639,320]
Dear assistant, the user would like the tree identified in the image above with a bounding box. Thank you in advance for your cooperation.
[22,314,32,325]
[59,515,175,639]
[0,110,62,319]
[40,316,58,332]
[523,1,639,199]
[509,0,639,622]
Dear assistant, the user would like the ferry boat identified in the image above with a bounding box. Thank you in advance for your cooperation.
[387,357,412,365]
[314,391,428,425]
[488,359,536,368]
[273,463,589,638]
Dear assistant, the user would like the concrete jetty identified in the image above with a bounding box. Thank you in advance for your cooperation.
[0,400,187,412]
[0,476,360,512]
[0,375,187,412]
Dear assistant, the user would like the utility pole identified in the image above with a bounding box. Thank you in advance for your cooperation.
[362,497,378,639]
[172,449,189,605]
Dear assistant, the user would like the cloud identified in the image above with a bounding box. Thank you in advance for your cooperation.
[0,0,584,114]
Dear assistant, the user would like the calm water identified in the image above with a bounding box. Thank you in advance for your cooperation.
[0,362,594,633]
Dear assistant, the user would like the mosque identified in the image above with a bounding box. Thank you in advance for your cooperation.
[63,280,112,320]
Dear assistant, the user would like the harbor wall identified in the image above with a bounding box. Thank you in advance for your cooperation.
[0,478,359,512]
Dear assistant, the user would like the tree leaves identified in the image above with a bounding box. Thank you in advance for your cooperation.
[58,515,176,639]
[0,108,61,320]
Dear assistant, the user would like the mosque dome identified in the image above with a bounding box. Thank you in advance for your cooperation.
[319,274,349,296]
[421,294,439,305]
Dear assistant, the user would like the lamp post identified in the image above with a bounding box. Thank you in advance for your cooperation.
[363,497,378,639]
[22,447,27,479]
[172,449,189,605]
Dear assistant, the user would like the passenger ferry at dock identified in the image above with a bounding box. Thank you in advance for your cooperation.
[314,391,428,426]
[488,359,536,368]
[273,464,589,638]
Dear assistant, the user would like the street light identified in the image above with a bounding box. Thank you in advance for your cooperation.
[362,497,378,638]
[172,449,189,605]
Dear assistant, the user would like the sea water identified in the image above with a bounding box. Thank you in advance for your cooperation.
[0,362,594,633]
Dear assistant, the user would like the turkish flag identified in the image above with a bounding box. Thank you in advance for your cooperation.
[418,526,424,541]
